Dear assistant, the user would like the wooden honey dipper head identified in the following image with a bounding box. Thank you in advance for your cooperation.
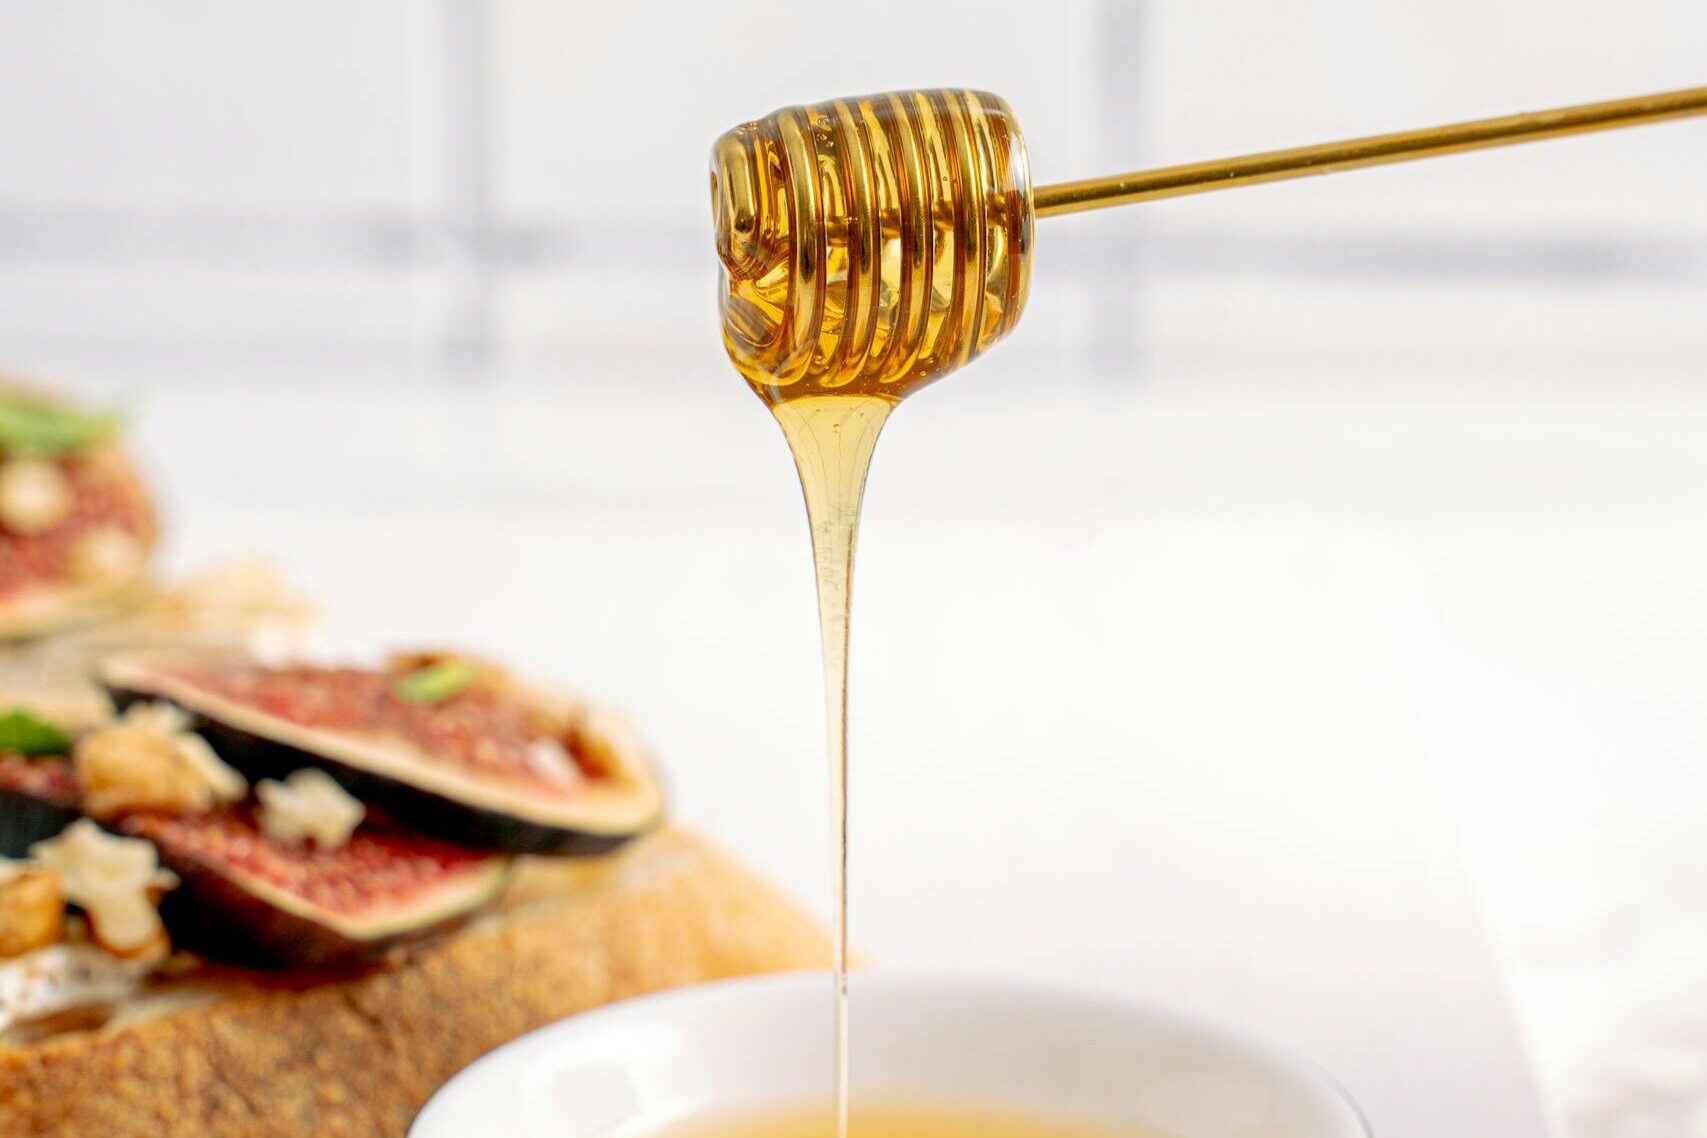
[711,90,1034,406]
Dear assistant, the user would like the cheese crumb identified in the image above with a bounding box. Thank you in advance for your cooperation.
[117,701,190,737]
[256,769,365,850]
[29,821,177,956]
[524,737,582,788]
[0,942,161,1034]
[0,459,72,535]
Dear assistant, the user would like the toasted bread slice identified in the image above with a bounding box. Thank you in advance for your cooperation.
[0,829,826,1137]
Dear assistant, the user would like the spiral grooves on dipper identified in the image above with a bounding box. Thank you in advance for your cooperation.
[713,89,1033,404]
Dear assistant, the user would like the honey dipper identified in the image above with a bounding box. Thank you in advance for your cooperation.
[711,85,1707,402]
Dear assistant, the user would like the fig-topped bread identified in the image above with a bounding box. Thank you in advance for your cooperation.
[0,651,822,1138]
[0,388,156,641]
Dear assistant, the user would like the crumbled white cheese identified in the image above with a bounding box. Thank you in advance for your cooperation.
[74,703,247,819]
[0,942,160,1034]
[246,621,302,665]
[29,821,177,955]
[117,700,190,737]
[68,526,142,586]
[255,769,365,850]
[0,459,72,535]
[524,737,582,788]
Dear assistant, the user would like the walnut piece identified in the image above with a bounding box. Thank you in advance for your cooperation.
[73,701,247,819]
[0,862,65,958]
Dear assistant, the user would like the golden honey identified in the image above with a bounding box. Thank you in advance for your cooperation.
[713,89,1032,404]
[766,392,888,1138]
[658,1100,1141,1138]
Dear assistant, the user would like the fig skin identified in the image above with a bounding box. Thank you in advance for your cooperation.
[0,754,82,857]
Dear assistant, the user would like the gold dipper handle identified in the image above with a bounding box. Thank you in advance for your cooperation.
[1033,85,1707,218]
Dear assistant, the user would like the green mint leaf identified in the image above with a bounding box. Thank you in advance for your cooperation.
[393,660,478,705]
[0,708,72,756]
[0,395,119,458]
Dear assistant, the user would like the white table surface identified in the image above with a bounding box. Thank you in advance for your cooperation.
[117,368,1707,1138]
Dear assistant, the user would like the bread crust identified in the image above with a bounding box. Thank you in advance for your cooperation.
[0,829,826,1137]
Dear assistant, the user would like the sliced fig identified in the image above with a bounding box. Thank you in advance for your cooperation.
[123,808,511,968]
[101,652,664,856]
[0,390,156,641]
[0,753,82,856]
[0,754,509,968]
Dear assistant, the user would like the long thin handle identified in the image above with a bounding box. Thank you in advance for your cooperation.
[1032,85,1707,218]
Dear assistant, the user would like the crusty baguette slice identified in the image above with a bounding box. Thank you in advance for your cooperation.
[0,828,827,1138]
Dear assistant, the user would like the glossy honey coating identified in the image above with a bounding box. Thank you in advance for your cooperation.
[712,90,1033,405]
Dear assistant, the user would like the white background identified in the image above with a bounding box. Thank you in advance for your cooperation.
[4,3,1707,1136]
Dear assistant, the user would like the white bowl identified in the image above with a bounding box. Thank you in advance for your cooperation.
[411,971,1369,1138]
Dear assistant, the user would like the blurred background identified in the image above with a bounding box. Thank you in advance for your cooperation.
[3,2,1706,1136]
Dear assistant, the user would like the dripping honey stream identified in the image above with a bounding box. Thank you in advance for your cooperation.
[770,395,891,1138]
[718,89,1032,1138]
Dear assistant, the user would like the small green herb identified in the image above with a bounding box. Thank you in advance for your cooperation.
[393,660,478,705]
[0,708,72,756]
[0,395,118,458]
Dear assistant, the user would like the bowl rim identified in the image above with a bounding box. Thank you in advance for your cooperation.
[412,969,1373,1138]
